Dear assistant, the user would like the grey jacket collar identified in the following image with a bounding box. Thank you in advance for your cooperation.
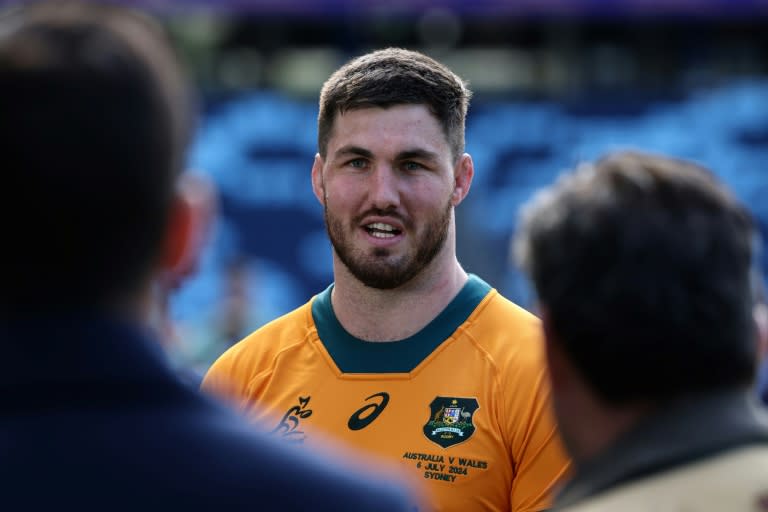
[554,389,768,509]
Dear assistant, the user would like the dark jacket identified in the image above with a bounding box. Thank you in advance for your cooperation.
[0,312,416,511]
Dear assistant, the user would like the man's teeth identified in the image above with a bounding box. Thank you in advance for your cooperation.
[367,222,395,231]
[366,222,397,238]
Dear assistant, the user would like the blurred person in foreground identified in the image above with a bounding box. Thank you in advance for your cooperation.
[0,3,417,510]
[514,151,768,511]
[202,47,570,511]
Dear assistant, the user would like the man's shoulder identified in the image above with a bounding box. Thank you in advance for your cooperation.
[476,289,540,324]
[248,297,315,343]
[243,298,316,345]
[462,288,543,359]
[558,445,768,512]
[202,299,315,389]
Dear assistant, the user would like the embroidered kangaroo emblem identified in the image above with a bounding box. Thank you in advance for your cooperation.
[271,396,313,443]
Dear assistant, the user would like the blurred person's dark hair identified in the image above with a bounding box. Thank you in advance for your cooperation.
[317,47,471,163]
[515,151,757,405]
[0,1,193,312]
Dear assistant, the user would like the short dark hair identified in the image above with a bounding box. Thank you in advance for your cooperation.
[0,2,192,311]
[317,48,471,162]
[515,151,758,405]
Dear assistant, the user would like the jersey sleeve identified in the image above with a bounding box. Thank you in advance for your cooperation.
[500,313,571,511]
[508,363,571,511]
[200,301,314,411]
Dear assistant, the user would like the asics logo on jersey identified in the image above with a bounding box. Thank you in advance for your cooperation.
[348,392,390,431]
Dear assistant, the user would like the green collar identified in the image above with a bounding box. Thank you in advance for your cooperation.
[311,274,491,373]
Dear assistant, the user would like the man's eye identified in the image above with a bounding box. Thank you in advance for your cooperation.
[348,159,367,169]
[403,161,424,171]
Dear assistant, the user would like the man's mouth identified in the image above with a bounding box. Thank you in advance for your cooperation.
[365,222,402,239]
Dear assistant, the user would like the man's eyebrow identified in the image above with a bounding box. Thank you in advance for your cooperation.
[397,149,440,162]
[333,146,374,160]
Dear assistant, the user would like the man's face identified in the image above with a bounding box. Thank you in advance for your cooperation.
[312,104,463,289]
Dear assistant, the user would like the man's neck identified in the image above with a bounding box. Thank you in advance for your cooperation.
[331,259,469,342]
[571,401,654,466]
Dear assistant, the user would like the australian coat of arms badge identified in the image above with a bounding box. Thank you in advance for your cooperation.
[423,396,479,448]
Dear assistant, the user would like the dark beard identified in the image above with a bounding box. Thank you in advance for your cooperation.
[325,201,452,290]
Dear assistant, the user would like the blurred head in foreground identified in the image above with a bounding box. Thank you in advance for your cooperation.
[514,150,762,463]
[0,7,420,510]
[0,1,198,319]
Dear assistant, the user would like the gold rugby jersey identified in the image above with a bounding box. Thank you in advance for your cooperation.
[202,275,570,512]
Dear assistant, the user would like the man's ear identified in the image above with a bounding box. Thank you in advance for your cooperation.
[541,306,569,393]
[311,154,326,206]
[158,173,217,286]
[451,153,474,206]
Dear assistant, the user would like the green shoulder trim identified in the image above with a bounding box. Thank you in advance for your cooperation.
[311,274,491,374]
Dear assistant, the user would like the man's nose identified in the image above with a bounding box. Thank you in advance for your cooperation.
[368,165,400,210]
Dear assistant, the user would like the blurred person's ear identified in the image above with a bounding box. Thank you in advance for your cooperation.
[159,172,218,287]
[754,302,768,360]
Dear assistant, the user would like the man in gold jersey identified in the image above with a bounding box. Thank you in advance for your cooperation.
[202,48,570,511]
